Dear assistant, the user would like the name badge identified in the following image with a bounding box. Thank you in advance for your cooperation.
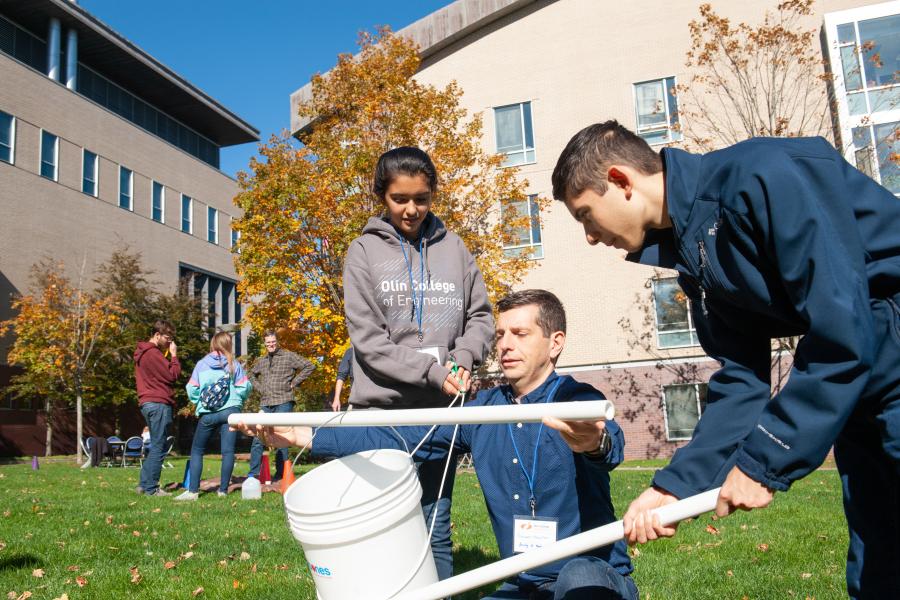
[513,516,558,553]
[417,346,441,363]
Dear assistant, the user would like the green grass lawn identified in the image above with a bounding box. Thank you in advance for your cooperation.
[0,458,847,599]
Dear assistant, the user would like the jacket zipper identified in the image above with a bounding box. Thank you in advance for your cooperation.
[698,240,709,316]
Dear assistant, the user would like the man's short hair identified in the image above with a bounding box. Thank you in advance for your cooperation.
[152,320,175,338]
[496,289,566,337]
[552,120,663,202]
[263,330,278,340]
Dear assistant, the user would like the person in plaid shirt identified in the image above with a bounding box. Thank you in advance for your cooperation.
[246,330,314,482]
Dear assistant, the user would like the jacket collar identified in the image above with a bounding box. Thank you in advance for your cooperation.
[626,147,702,268]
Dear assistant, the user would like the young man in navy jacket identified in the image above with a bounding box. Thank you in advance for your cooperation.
[552,120,900,599]
[236,290,637,599]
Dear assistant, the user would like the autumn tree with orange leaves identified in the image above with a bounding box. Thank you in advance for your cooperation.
[234,30,538,405]
[676,1,835,151]
[0,261,121,460]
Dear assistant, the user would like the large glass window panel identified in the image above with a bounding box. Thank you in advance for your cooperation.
[840,45,863,92]
[181,194,192,233]
[858,14,900,88]
[118,166,132,210]
[635,78,681,144]
[636,80,667,128]
[837,22,856,45]
[868,86,900,113]
[82,150,97,196]
[40,131,57,180]
[0,110,14,164]
[501,195,543,259]
[847,91,869,115]
[874,121,900,193]
[152,181,164,223]
[207,206,218,244]
[494,102,535,167]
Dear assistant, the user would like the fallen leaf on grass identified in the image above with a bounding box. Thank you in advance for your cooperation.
[164,561,176,570]
[105,516,113,525]
[0,541,6,551]
[75,576,87,587]
[727,570,734,577]
[259,532,269,541]
[31,569,44,578]
[629,547,641,558]
[275,564,289,571]
[132,531,141,537]
[130,566,142,584]
[188,543,198,549]
[239,552,250,561]
[757,543,770,552]
[250,563,257,573]
[705,525,720,535]
[233,580,240,589]
[52,594,68,600]
[7,592,16,599]
[66,566,78,572]
[128,501,136,506]
[2,510,10,517]
[152,508,161,514]
[191,587,204,596]
[180,552,194,560]
[16,592,32,600]
[801,573,812,579]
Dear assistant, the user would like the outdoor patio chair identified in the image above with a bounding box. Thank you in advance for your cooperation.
[107,436,124,466]
[122,436,144,468]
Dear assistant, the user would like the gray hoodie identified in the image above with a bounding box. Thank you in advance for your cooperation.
[343,214,494,408]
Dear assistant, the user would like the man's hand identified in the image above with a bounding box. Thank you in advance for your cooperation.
[230,421,312,448]
[168,341,177,358]
[542,417,605,454]
[716,466,775,517]
[330,396,341,412]
[441,363,471,396]
[623,486,680,545]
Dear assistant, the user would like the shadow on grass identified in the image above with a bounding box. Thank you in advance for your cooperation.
[0,554,43,571]
[454,545,504,599]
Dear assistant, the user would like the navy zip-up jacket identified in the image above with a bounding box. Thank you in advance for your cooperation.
[312,372,633,588]
[627,137,900,498]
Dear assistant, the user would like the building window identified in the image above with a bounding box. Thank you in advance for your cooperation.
[181,194,192,234]
[118,166,133,210]
[662,383,708,441]
[207,207,218,244]
[494,101,535,167]
[501,195,543,259]
[0,110,14,164]
[634,77,681,145]
[82,149,98,196]
[40,130,58,181]
[826,5,900,194]
[151,181,165,223]
[653,277,699,348]
[231,219,240,251]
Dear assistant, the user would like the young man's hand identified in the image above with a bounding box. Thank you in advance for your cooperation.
[230,421,312,448]
[168,341,177,358]
[716,466,775,517]
[330,396,341,412]
[542,417,605,454]
[623,486,680,544]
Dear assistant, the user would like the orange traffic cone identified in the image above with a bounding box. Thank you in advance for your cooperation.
[281,461,296,494]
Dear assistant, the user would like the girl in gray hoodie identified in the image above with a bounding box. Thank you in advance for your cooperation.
[342,147,494,580]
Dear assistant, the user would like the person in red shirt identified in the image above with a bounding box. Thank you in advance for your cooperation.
[134,320,181,496]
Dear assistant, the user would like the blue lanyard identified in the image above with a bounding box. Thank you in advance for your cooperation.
[507,376,563,517]
[398,233,426,342]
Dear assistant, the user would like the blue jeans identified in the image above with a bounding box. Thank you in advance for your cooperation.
[248,401,294,480]
[417,456,456,581]
[139,402,172,495]
[836,296,900,599]
[484,557,638,600]
[188,407,240,493]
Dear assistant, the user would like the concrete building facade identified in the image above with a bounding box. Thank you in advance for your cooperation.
[0,0,258,456]
[291,0,894,458]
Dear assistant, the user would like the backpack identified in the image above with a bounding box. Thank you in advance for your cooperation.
[199,373,231,412]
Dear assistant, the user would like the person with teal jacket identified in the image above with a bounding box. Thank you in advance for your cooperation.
[176,332,251,501]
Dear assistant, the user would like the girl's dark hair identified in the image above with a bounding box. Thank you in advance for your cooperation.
[372,147,438,200]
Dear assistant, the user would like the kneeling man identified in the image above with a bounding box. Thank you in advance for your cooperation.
[238,290,637,599]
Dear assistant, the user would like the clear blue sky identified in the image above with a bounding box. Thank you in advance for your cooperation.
[78,0,453,178]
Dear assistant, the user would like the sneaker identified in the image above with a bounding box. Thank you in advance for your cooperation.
[174,491,199,501]
[145,488,171,497]
[135,486,144,495]
[216,491,228,497]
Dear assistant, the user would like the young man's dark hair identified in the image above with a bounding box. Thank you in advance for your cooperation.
[551,120,662,201]
[497,289,567,336]
[152,320,175,338]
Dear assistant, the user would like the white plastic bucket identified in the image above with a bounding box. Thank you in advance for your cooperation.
[284,449,438,599]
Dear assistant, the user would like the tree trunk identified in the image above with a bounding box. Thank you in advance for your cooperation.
[44,397,53,457]
[76,392,84,465]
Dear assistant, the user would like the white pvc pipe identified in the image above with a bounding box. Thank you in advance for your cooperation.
[393,488,721,600]
[227,400,615,429]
